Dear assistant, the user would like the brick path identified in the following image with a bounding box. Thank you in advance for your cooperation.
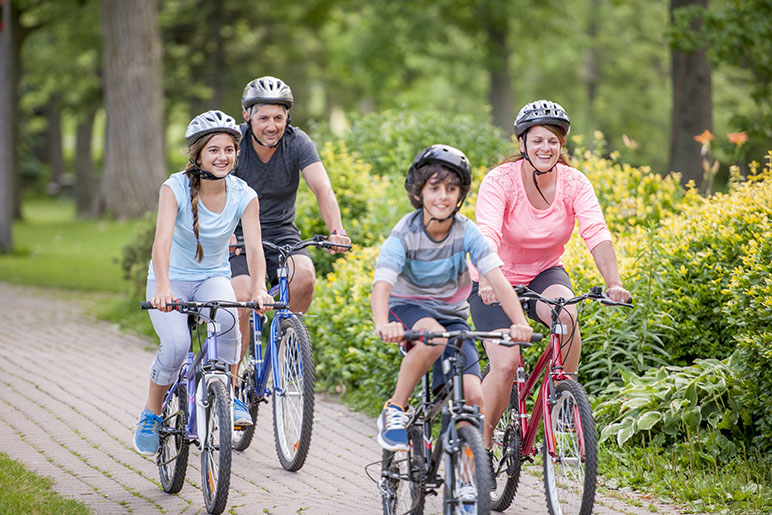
[0,282,683,514]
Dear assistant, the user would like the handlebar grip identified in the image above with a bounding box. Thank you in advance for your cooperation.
[531,332,543,343]
[140,301,153,310]
[402,330,425,342]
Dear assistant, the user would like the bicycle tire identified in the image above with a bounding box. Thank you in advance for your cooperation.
[233,317,259,451]
[200,380,232,514]
[481,364,521,511]
[446,424,490,514]
[543,380,597,515]
[381,426,425,515]
[272,315,315,471]
[158,383,189,493]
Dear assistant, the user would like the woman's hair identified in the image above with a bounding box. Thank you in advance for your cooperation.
[406,163,470,209]
[183,132,240,262]
[498,124,571,167]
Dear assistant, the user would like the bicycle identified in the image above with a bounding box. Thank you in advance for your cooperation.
[230,235,351,471]
[378,328,541,515]
[486,285,633,515]
[140,298,277,514]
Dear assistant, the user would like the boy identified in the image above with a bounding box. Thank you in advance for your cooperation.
[371,144,532,451]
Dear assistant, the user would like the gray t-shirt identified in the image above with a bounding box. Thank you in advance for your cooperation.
[234,123,320,233]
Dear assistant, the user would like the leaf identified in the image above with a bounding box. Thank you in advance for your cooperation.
[636,410,662,431]
[621,397,651,411]
[617,421,636,447]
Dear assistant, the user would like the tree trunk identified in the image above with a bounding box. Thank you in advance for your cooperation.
[0,0,14,251]
[101,0,166,219]
[668,0,712,188]
[481,9,514,136]
[75,108,100,217]
[45,95,66,195]
[583,0,601,130]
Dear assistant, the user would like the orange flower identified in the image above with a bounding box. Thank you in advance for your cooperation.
[727,131,748,147]
[694,130,714,145]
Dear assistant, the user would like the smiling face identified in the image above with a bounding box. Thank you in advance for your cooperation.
[420,172,461,224]
[244,103,288,147]
[196,133,237,177]
[520,125,563,171]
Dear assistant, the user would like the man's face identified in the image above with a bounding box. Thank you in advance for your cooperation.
[243,104,288,147]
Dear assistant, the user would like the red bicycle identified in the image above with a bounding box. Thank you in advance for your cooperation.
[486,285,633,515]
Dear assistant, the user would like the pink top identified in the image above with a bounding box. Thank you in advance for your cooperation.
[470,160,612,285]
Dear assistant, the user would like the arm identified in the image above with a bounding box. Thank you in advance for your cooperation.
[475,174,509,304]
[484,267,533,341]
[150,186,177,312]
[301,161,350,253]
[590,240,630,302]
[241,197,273,311]
[371,281,404,343]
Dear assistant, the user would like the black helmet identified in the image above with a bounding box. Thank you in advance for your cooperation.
[514,100,570,139]
[184,110,241,146]
[405,144,472,190]
[241,76,294,110]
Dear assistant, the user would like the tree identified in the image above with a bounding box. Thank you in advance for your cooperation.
[101,0,165,218]
[0,0,14,251]
[668,0,713,187]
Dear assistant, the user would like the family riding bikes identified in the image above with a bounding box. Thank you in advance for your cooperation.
[133,72,630,515]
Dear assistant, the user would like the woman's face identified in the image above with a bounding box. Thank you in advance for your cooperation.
[197,133,237,177]
[521,125,562,170]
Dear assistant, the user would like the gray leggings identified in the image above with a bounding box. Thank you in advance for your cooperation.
[146,276,241,385]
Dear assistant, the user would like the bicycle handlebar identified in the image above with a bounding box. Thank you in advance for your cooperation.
[140,300,287,311]
[230,234,352,255]
[402,329,542,348]
[514,285,634,308]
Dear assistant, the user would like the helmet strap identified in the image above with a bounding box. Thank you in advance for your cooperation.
[188,160,227,181]
[246,105,289,149]
[521,135,555,205]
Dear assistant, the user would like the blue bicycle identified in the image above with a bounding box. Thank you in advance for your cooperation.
[140,299,275,514]
[231,235,351,471]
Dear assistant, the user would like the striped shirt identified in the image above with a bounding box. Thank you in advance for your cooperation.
[373,210,503,322]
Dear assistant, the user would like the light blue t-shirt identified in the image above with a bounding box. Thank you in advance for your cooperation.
[148,172,257,281]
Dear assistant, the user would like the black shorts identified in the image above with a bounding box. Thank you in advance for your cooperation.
[388,304,482,391]
[469,266,573,329]
[229,223,311,285]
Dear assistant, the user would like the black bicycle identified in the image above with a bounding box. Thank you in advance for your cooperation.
[378,329,541,515]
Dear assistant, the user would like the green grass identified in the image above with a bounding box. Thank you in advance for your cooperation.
[0,452,91,514]
[0,198,142,292]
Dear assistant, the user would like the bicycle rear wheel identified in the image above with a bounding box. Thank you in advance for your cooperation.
[543,380,597,515]
[272,315,315,471]
[233,318,260,452]
[380,426,425,515]
[445,424,490,514]
[481,364,521,511]
[201,380,232,514]
[158,383,189,493]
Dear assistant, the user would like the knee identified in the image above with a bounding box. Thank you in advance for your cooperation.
[489,353,519,379]
[232,278,252,302]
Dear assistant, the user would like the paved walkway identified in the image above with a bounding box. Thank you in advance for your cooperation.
[0,282,683,514]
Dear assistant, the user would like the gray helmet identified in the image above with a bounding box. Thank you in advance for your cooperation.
[514,100,570,139]
[241,76,294,110]
[185,110,241,146]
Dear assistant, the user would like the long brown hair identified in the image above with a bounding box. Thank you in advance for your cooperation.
[183,132,240,262]
[498,125,571,167]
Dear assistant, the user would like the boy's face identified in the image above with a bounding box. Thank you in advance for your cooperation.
[420,173,461,223]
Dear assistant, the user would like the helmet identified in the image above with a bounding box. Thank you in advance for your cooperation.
[405,144,472,190]
[241,76,294,110]
[514,100,570,139]
[185,110,241,146]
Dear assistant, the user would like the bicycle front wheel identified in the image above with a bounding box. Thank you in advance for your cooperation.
[272,315,315,471]
[200,380,232,514]
[543,380,597,515]
[158,383,188,493]
[233,318,259,452]
[445,424,490,515]
[481,364,521,511]
[380,426,425,515]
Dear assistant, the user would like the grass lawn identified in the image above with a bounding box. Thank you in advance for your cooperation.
[0,198,143,292]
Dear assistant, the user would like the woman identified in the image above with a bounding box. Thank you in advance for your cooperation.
[468,100,630,456]
[134,110,274,455]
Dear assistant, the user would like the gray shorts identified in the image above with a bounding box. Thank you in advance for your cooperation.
[146,276,241,385]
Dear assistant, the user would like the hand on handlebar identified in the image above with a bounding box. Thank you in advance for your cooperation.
[229,233,241,256]
[509,322,533,343]
[151,286,175,312]
[325,232,351,254]
[375,321,405,344]
[605,284,632,304]
[478,276,498,305]
[252,289,275,314]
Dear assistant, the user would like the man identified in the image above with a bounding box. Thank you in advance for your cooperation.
[229,76,350,407]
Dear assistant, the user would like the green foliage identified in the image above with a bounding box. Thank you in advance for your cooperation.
[0,452,91,514]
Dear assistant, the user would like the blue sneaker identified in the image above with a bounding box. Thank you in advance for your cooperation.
[134,408,163,455]
[233,398,253,426]
[376,402,410,451]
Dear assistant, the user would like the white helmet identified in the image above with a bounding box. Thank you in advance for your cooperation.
[185,110,241,146]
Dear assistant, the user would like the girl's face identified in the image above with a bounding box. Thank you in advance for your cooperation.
[521,125,562,170]
[197,133,237,177]
[245,104,288,147]
[420,173,461,223]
